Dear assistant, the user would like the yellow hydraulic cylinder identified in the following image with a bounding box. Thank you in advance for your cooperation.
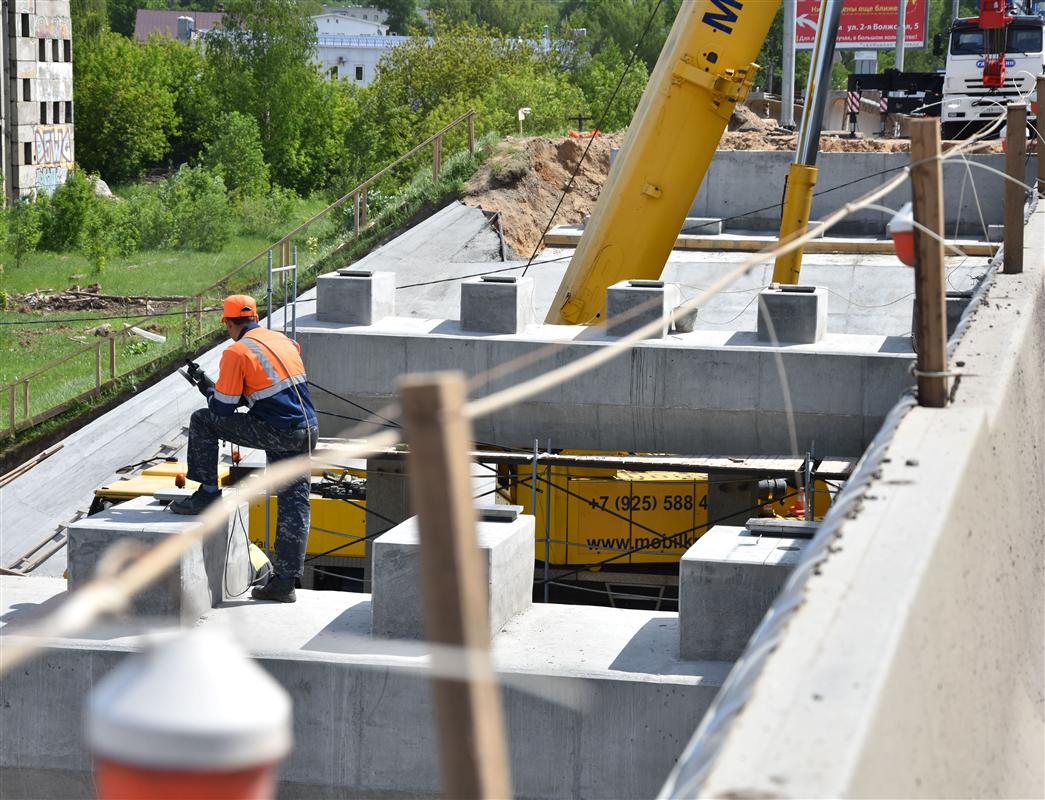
[771,163,819,284]
[546,0,780,325]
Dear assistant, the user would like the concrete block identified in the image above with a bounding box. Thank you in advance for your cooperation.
[66,495,249,624]
[605,280,682,338]
[316,269,395,325]
[682,216,723,235]
[372,513,535,640]
[460,275,534,334]
[679,524,807,660]
[756,285,827,344]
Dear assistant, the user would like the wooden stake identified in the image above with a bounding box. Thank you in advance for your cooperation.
[909,118,948,408]
[1004,103,1027,274]
[1037,76,1044,197]
[399,372,512,800]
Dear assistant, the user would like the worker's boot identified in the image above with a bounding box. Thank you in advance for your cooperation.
[169,488,221,516]
[251,575,297,603]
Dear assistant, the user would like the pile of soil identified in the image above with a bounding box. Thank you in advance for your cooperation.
[464,133,625,257]
[463,105,1002,255]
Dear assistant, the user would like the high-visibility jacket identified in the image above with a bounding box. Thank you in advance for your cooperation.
[208,324,317,430]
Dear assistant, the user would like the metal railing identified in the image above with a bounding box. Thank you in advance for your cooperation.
[1,110,478,438]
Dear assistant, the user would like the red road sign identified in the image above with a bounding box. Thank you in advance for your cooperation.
[796,0,929,49]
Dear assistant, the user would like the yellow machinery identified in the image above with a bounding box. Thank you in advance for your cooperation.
[512,458,831,567]
[547,0,780,324]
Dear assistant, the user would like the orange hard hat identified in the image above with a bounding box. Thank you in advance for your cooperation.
[221,294,258,322]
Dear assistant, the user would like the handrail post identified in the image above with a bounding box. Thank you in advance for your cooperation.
[354,190,361,239]
[433,135,442,182]
[95,342,102,389]
[109,336,117,379]
[468,113,475,157]
[1003,103,1027,274]
[9,384,16,430]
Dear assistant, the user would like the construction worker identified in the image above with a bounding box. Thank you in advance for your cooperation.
[172,294,318,603]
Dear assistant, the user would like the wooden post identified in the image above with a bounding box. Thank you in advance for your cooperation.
[909,118,949,408]
[1004,104,1027,274]
[1037,76,1044,196]
[467,113,476,157]
[432,135,442,182]
[109,336,117,379]
[95,342,102,389]
[399,372,513,800]
[9,384,16,429]
[360,185,368,229]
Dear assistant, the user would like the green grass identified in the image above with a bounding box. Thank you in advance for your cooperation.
[0,139,494,448]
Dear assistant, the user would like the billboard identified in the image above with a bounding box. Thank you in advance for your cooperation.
[795,0,929,49]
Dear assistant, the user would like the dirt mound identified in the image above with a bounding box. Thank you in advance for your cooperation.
[464,133,624,257]
[463,110,1002,255]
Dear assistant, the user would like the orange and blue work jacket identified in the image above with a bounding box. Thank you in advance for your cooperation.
[207,323,317,430]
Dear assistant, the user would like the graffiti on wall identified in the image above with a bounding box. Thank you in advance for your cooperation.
[32,125,74,195]
[34,15,71,38]
[37,167,68,194]
[33,124,73,167]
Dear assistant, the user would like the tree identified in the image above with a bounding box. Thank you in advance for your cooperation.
[569,41,649,132]
[73,31,178,180]
[377,0,422,34]
[202,112,269,198]
[424,0,559,35]
[560,0,681,71]
[71,0,109,42]
[204,0,325,191]
[7,199,44,269]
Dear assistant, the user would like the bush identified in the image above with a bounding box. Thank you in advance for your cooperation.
[80,203,117,274]
[202,111,270,199]
[40,170,97,251]
[159,165,233,251]
[123,183,173,250]
[7,197,44,268]
[236,185,297,237]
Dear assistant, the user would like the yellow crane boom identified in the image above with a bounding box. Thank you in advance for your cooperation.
[546,0,780,325]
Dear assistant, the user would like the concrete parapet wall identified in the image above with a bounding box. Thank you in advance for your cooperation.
[298,320,914,457]
[0,578,730,799]
[699,205,1045,797]
[691,151,1038,236]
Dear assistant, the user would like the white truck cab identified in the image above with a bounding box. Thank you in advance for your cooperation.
[940,15,1043,139]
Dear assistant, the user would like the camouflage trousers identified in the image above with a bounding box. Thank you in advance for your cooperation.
[187,408,318,579]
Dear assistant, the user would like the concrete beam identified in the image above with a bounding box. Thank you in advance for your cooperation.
[299,318,915,457]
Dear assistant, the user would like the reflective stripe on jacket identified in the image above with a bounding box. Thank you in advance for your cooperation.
[209,324,317,430]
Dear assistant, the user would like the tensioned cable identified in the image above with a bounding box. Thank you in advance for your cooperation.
[520,0,666,278]
[0,138,1009,674]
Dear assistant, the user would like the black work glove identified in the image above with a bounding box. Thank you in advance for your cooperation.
[186,361,214,397]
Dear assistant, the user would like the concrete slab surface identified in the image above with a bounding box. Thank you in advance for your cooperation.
[0,575,732,798]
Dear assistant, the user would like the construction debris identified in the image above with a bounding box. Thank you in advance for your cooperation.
[11,284,186,313]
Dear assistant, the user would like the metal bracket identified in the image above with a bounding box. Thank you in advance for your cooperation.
[673,56,759,120]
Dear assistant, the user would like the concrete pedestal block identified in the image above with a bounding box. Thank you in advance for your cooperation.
[371,513,535,640]
[679,525,807,661]
[683,216,724,235]
[67,495,250,624]
[316,269,395,325]
[606,280,682,338]
[756,285,827,344]
[460,275,534,334]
